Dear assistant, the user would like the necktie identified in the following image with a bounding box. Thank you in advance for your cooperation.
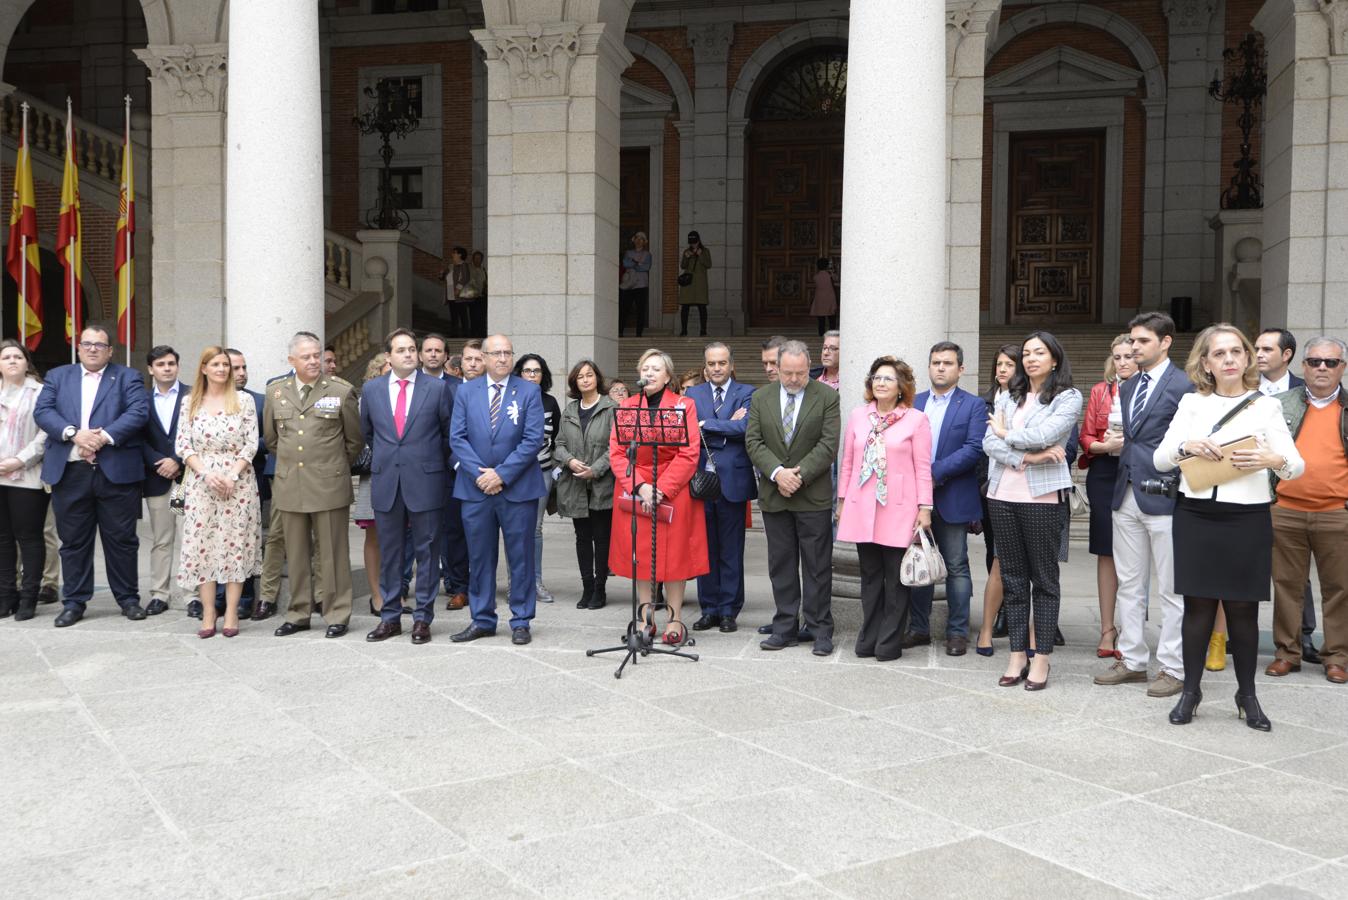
[782,392,798,445]
[394,379,409,438]
[490,383,503,430]
[714,386,724,415]
[1130,372,1151,427]
[300,383,312,406]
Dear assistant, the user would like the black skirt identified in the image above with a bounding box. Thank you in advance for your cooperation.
[1085,456,1120,557]
[1172,496,1272,603]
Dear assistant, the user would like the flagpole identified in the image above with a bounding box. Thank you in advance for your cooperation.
[18,102,28,349]
[123,95,131,368]
[67,97,77,365]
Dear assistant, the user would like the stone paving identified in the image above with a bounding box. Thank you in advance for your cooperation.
[2,520,1346,899]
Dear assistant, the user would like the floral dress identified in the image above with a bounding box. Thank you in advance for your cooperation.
[174,392,263,588]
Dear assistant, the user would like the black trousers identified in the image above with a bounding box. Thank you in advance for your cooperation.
[51,462,141,609]
[856,542,910,659]
[987,499,1063,654]
[448,302,471,336]
[470,297,488,336]
[0,487,49,603]
[679,304,707,335]
[572,512,612,589]
[762,508,834,641]
[816,315,838,336]
[618,288,647,336]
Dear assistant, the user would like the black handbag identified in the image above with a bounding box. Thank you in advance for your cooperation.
[351,444,373,476]
[677,271,693,287]
[689,426,721,501]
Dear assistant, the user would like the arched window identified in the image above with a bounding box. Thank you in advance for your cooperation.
[752,48,847,121]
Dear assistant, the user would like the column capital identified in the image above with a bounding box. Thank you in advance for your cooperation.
[134,43,227,114]
[472,22,632,100]
[686,22,734,65]
[1322,0,1348,56]
[1161,0,1218,34]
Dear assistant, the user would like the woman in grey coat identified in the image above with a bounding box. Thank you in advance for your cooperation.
[553,359,618,610]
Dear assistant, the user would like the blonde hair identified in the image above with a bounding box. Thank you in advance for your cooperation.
[637,348,676,388]
[188,346,240,420]
[1103,333,1131,383]
[1185,323,1260,395]
[363,353,389,383]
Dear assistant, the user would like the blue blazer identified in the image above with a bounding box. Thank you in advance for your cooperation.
[913,387,986,523]
[449,375,547,503]
[1112,362,1194,515]
[1289,372,1305,389]
[141,381,189,497]
[35,362,149,486]
[687,380,758,504]
[361,373,453,514]
[423,371,460,485]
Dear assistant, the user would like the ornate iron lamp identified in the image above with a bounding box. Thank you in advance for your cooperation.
[352,79,421,230]
[1208,32,1266,210]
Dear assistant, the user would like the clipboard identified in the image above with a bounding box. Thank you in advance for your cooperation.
[1177,435,1259,492]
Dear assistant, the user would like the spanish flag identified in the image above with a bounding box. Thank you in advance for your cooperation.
[57,99,84,346]
[5,106,42,351]
[114,102,135,350]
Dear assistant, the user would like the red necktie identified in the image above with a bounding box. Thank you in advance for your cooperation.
[394,379,409,438]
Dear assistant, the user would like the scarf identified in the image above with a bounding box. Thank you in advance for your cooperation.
[0,379,38,481]
[857,407,902,506]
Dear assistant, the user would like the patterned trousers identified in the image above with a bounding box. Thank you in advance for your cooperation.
[987,498,1064,654]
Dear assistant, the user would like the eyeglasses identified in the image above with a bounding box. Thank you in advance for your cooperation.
[79,341,110,351]
[870,375,898,384]
[1305,357,1345,369]
[485,350,513,358]
[521,367,542,375]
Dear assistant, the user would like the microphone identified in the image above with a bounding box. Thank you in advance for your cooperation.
[635,378,649,388]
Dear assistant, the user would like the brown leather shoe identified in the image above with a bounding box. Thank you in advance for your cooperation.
[446,592,468,611]
[411,621,431,645]
[945,635,968,657]
[365,620,402,642]
[1265,658,1301,677]
[1326,664,1347,684]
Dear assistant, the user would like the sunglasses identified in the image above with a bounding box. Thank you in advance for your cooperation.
[1305,358,1345,369]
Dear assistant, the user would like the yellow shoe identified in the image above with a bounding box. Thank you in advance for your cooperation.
[1205,632,1227,671]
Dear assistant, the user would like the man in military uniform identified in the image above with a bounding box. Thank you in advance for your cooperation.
[264,332,364,638]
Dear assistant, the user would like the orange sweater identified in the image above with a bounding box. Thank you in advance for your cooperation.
[1277,401,1348,511]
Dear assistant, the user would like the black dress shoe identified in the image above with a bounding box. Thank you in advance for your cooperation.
[1302,642,1322,665]
[692,614,721,631]
[251,601,277,621]
[812,640,834,657]
[411,621,431,644]
[589,588,606,610]
[759,635,798,651]
[992,608,1008,638]
[325,624,348,639]
[451,625,495,643]
[797,628,815,643]
[1053,627,1066,647]
[719,618,738,634]
[757,623,774,635]
[401,605,413,616]
[900,631,931,649]
[186,600,203,620]
[366,620,402,642]
[145,599,169,616]
[274,620,311,636]
[54,607,83,628]
[511,627,532,645]
[38,586,59,605]
[122,604,147,621]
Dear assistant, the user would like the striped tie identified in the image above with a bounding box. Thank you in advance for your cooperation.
[1130,372,1151,431]
[782,391,798,445]
[490,383,503,430]
[714,386,724,415]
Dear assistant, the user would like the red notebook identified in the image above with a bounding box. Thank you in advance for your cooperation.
[616,491,674,524]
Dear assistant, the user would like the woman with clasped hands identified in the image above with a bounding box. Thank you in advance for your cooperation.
[1153,324,1302,731]
[836,356,933,661]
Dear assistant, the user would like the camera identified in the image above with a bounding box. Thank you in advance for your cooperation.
[1139,474,1179,500]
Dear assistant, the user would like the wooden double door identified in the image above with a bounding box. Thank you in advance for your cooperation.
[747,125,844,326]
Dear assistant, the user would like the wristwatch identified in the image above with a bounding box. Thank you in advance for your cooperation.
[229,472,240,482]
[62,425,77,441]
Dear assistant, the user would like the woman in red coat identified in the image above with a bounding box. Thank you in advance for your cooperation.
[609,349,710,643]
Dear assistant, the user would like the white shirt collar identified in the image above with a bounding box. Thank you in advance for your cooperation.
[391,370,417,386]
[1259,371,1290,395]
[488,375,509,391]
[1308,385,1342,409]
[1141,357,1171,380]
[153,382,179,398]
[711,378,733,392]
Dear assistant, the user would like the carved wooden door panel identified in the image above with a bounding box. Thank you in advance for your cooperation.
[747,132,844,326]
[1007,132,1103,324]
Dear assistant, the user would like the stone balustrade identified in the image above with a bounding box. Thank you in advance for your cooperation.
[0,91,144,184]
[324,232,361,292]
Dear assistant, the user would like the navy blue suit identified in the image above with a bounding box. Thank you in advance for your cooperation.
[1112,362,1194,515]
[687,379,757,619]
[361,372,453,625]
[419,371,467,596]
[34,362,149,611]
[909,387,986,639]
[449,375,547,631]
[141,382,188,497]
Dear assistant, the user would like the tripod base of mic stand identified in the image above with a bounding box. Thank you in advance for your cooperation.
[586,615,699,680]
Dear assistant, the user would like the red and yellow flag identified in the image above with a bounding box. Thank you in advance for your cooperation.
[114,107,135,350]
[57,102,84,345]
[5,109,42,351]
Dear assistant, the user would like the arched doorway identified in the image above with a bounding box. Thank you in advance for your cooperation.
[745,46,846,327]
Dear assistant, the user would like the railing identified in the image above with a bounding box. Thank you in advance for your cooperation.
[326,288,384,375]
[325,231,361,292]
[0,91,147,187]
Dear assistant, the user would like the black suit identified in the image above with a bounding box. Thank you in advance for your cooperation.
[142,382,188,496]
[143,382,189,606]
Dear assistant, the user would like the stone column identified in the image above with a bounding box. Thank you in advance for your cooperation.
[134,43,228,361]
[1254,0,1347,338]
[224,3,326,377]
[471,22,633,380]
[835,0,948,598]
[1159,0,1221,318]
[686,22,737,334]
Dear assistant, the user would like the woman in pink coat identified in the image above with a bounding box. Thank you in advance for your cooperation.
[836,356,933,661]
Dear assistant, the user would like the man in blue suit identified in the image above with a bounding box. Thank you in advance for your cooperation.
[363,329,454,644]
[1096,312,1194,696]
[908,342,987,655]
[448,333,546,644]
[688,342,757,633]
[141,345,188,617]
[34,324,150,626]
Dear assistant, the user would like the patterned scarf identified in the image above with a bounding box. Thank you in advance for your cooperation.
[857,408,901,506]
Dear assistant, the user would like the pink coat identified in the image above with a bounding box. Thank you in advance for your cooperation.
[836,403,933,548]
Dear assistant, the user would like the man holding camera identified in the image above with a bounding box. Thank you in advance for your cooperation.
[1095,312,1194,697]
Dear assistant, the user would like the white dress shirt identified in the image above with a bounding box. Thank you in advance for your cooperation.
[923,387,953,464]
[1131,356,1171,419]
[68,366,112,462]
[388,369,417,415]
[152,382,180,434]
[1258,371,1290,396]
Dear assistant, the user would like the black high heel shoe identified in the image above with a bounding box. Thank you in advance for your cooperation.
[1168,691,1202,725]
[992,608,1008,638]
[1235,693,1271,732]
